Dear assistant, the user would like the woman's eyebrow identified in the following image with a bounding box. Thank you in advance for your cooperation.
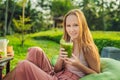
[66,24,71,26]
[73,23,78,25]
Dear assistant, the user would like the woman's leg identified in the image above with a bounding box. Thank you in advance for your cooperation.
[55,70,80,80]
[26,47,80,80]
[3,47,56,80]
[15,60,58,80]
[26,47,54,74]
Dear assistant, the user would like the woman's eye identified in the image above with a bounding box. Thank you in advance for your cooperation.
[66,25,70,27]
[73,24,78,27]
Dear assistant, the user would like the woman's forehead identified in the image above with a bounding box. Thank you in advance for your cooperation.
[66,14,78,23]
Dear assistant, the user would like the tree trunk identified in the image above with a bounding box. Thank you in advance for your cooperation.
[4,0,8,36]
[21,36,24,47]
[21,0,25,47]
[7,0,16,35]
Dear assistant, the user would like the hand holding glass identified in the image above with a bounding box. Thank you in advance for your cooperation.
[60,39,73,58]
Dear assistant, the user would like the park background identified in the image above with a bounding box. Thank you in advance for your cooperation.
[0,0,120,74]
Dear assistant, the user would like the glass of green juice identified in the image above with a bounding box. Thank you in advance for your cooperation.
[60,39,73,58]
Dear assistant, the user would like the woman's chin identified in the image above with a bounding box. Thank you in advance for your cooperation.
[71,37,77,41]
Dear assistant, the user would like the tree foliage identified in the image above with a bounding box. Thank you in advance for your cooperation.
[13,16,32,31]
[0,0,120,37]
[50,0,76,17]
[78,0,120,31]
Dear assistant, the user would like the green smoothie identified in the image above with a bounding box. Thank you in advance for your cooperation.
[60,39,73,58]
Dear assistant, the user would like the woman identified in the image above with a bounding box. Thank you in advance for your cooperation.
[3,9,100,80]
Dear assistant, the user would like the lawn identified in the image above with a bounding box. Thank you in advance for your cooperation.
[7,36,60,70]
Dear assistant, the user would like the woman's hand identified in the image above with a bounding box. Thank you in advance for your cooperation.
[64,54,81,66]
[59,48,68,60]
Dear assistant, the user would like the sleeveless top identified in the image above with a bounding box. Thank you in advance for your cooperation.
[65,52,88,77]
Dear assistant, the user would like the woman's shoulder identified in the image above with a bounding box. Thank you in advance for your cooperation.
[82,43,100,59]
[82,44,95,52]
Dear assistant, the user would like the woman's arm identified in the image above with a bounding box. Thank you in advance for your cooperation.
[64,53,100,74]
[54,48,67,73]
[84,45,101,73]
[74,61,97,74]
[54,57,64,72]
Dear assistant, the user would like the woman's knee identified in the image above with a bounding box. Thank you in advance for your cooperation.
[28,47,43,52]
[27,47,44,56]
[18,60,30,65]
[16,60,34,73]
[26,47,45,62]
[17,60,30,69]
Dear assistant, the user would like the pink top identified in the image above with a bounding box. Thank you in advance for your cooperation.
[65,52,88,77]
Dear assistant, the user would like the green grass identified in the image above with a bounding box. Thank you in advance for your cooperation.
[4,35,60,72]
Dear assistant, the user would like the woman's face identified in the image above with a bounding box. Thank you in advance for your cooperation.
[66,14,80,41]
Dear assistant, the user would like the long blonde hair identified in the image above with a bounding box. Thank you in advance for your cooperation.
[63,9,99,55]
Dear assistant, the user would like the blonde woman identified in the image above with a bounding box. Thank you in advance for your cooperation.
[3,9,100,80]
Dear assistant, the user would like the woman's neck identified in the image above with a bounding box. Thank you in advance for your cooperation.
[73,39,80,56]
[73,39,78,46]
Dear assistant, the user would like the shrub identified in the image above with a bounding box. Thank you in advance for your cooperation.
[32,30,120,55]
[94,39,120,55]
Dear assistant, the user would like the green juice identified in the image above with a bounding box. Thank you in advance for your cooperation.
[60,39,73,58]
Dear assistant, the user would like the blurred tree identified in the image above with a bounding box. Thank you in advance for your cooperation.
[77,0,120,31]
[13,0,33,47]
[105,0,120,31]
[0,0,22,36]
[13,16,33,47]
[50,0,77,27]
[0,0,120,35]
[0,0,5,36]
[35,0,52,30]
[78,0,104,30]
[50,0,76,17]
[25,0,39,32]
[7,0,16,35]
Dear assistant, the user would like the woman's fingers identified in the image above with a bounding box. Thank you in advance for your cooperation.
[59,51,68,60]
[60,48,68,56]
[61,52,68,55]
[60,48,65,51]
[64,58,72,64]
[72,54,77,59]
[65,60,71,64]
[60,54,68,58]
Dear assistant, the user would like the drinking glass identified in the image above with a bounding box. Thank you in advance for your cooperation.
[60,39,73,58]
